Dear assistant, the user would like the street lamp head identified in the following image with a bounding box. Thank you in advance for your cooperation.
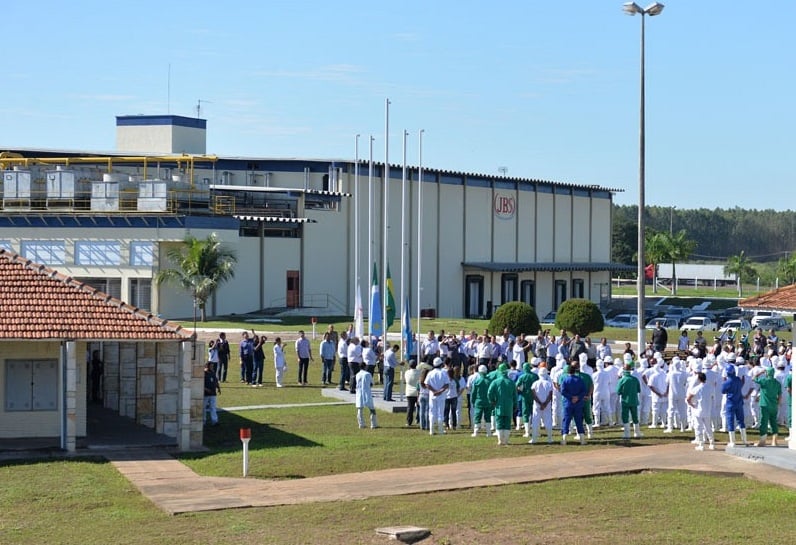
[646,2,665,16]
[623,2,643,15]
[623,2,665,16]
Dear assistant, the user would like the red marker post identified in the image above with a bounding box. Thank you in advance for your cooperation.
[240,428,252,477]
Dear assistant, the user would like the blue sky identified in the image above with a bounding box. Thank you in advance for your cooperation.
[2,1,794,211]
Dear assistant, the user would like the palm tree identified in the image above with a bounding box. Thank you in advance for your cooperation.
[155,233,238,321]
[664,229,697,296]
[776,252,796,286]
[724,250,757,298]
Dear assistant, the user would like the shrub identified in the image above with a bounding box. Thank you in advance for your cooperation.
[488,302,540,337]
[555,299,604,337]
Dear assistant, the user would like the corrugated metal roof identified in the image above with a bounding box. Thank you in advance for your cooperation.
[462,262,636,273]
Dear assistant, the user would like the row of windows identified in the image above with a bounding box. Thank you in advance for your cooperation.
[0,240,154,267]
[465,274,586,319]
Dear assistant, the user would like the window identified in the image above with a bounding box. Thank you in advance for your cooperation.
[501,274,518,304]
[130,242,155,266]
[521,280,536,308]
[0,240,13,251]
[465,275,484,318]
[572,279,584,299]
[130,278,152,309]
[21,241,66,265]
[555,280,567,309]
[74,277,122,300]
[75,241,121,266]
[5,359,58,411]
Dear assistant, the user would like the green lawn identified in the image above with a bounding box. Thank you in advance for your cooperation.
[2,380,794,544]
[2,459,795,545]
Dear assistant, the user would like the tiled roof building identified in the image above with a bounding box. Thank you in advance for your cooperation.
[0,249,191,340]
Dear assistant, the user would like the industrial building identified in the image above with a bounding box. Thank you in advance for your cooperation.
[0,115,630,323]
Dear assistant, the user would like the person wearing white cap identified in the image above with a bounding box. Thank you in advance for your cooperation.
[702,356,721,432]
[664,357,688,433]
[636,358,652,426]
[721,364,748,447]
[488,363,517,446]
[774,356,789,426]
[647,354,668,428]
[424,357,451,435]
[609,357,623,426]
[591,357,612,427]
[354,362,378,429]
[470,364,492,437]
[531,366,554,444]
[516,362,539,438]
[550,355,566,430]
[687,371,715,451]
[617,362,643,440]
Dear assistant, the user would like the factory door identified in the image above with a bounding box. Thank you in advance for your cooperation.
[286,270,300,308]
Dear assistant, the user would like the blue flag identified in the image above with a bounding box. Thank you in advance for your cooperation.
[369,263,382,338]
[402,296,413,361]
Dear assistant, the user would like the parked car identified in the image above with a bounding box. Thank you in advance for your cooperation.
[645,317,680,330]
[751,311,782,328]
[717,306,748,326]
[541,311,557,324]
[681,316,718,332]
[606,314,639,328]
[663,307,693,327]
[718,319,752,335]
[754,316,792,332]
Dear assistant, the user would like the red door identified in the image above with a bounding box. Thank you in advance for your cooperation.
[286,270,300,308]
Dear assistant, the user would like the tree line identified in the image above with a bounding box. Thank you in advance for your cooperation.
[612,205,796,287]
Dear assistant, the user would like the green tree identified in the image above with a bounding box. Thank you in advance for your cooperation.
[645,230,669,294]
[663,229,697,296]
[488,302,540,338]
[155,233,238,322]
[724,250,757,298]
[776,252,796,286]
[555,299,604,337]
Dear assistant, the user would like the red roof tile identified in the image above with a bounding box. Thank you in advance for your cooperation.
[0,249,192,340]
[740,283,796,311]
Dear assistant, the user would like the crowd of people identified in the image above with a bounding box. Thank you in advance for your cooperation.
[201,323,793,450]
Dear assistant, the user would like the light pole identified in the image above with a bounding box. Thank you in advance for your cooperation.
[669,205,676,235]
[623,1,664,355]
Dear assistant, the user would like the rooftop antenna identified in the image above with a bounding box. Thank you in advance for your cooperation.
[498,166,508,176]
[196,99,212,118]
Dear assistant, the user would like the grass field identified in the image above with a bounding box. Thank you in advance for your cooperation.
[2,460,795,545]
[2,380,795,544]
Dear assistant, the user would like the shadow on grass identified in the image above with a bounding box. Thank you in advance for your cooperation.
[181,411,321,461]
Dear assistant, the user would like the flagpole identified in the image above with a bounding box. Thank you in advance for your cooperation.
[400,129,408,358]
[382,97,390,340]
[367,135,374,340]
[417,128,424,338]
[354,134,360,314]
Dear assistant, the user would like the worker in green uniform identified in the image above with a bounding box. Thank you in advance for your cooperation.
[470,365,493,437]
[516,362,539,438]
[755,366,782,446]
[487,363,517,446]
[617,362,643,440]
[578,354,595,439]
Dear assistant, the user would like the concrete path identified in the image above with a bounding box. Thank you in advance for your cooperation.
[105,442,796,515]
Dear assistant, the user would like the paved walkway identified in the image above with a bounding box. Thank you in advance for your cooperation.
[105,442,796,515]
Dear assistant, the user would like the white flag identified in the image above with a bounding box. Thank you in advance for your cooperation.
[354,282,364,339]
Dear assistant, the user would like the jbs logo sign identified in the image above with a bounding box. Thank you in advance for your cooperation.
[493,193,515,220]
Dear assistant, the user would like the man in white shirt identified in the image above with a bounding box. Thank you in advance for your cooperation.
[382,344,399,401]
[424,357,451,435]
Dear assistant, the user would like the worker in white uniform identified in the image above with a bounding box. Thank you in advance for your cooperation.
[686,371,714,451]
[664,357,688,433]
[530,366,554,444]
[647,354,669,428]
[354,362,378,429]
[591,356,613,427]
